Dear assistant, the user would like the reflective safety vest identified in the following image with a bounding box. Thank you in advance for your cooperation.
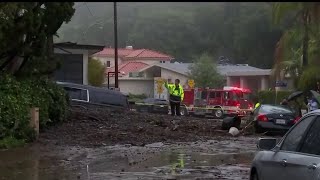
[165,82,184,101]
[255,102,261,109]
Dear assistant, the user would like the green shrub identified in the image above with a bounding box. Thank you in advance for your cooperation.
[298,66,320,91]
[0,136,26,149]
[128,93,148,102]
[257,90,293,104]
[0,74,68,145]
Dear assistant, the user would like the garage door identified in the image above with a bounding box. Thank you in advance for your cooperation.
[54,54,83,84]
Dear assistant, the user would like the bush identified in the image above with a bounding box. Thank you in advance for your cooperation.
[0,74,68,144]
[257,90,293,104]
[128,93,148,102]
[298,66,320,91]
[88,58,105,87]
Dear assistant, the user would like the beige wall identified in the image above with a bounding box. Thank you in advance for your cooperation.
[91,56,123,68]
[227,75,271,92]
[160,68,189,87]
[119,79,154,97]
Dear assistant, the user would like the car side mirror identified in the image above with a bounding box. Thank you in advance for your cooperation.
[257,138,277,151]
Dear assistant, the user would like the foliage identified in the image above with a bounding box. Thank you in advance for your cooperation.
[57,2,281,68]
[298,66,320,91]
[0,2,75,75]
[188,53,224,88]
[0,74,68,145]
[88,58,105,87]
[272,2,320,79]
[257,90,293,104]
[0,136,25,149]
[128,93,147,102]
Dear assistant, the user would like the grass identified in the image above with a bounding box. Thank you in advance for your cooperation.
[0,136,26,149]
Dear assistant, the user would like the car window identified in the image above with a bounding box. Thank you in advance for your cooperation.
[64,87,88,101]
[209,92,215,98]
[299,116,320,155]
[259,105,293,114]
[281,115,316,152]
[201,91,207,99]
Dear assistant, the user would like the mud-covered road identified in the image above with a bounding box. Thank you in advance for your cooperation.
[0,107,268,180]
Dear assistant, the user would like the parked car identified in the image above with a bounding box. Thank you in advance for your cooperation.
[136,98,169,114]
[249,104,298,133]
[250,109,320,180]
[136,98,188,116]
[57,81,129,109]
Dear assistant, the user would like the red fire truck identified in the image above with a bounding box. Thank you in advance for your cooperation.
[182,86,254,118]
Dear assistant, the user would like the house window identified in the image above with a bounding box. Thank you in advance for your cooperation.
[106,61,111,67]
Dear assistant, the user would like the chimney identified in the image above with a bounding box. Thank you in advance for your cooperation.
[125,45,133,49]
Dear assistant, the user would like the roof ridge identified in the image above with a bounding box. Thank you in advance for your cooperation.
[146,49,173,58]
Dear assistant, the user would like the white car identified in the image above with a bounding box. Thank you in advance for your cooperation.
[250,109,320,180]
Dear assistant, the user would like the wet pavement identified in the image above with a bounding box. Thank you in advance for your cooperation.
[0,136,259,180]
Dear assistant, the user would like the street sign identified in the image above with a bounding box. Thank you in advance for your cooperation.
[275,81,287,87]
[188,79,195,88]
[156,78,165,94]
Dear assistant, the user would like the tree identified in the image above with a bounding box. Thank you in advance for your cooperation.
[0,2,75,76]
[188,53,224,88]
[272,2,320,70]
[88,58,105,87]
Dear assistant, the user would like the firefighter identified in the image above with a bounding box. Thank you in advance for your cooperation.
[254,102,261,109]
[165,79,184,116]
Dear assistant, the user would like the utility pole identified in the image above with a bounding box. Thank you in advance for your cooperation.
[114,2,119,88]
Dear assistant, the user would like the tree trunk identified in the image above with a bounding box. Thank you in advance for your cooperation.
[302,11,309,67]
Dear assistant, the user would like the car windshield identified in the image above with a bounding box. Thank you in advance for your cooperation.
[260,105,293,114]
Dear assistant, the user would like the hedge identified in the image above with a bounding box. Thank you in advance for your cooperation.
[257,90,293,104]
[0,74,68,144]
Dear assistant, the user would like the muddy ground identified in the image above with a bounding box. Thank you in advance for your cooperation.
[39,107,234,147]
[0,107,268,180]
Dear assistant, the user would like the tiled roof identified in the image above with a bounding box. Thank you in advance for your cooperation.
[106,62,149,76]
[125,49,173,60]
[94,48,134,57]
[93,47,173,61]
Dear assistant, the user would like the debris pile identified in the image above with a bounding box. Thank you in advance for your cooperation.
[39,107,229,147]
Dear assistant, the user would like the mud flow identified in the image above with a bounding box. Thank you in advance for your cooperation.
[0,107,264,180]
[0,137,258,180]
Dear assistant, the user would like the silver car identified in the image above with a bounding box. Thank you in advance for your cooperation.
[250,109,320,180]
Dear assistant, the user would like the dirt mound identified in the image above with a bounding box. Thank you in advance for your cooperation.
[39,107,228,147]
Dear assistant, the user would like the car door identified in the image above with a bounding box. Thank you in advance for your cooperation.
[288,115,320,179]
[258,115,316,180]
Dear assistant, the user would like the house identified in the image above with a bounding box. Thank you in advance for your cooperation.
[107,62,272,99]
[54,42,104,85]
[91,46,174,68]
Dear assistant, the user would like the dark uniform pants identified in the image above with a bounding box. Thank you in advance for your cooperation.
[170,95,181,116]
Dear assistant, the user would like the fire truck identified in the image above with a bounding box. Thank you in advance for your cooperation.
[182,86,254,118]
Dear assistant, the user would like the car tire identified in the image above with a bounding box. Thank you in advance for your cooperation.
[213,108,224,119]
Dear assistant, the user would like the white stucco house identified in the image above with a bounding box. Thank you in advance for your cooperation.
[91,45,173,68]
[91,46,272,99]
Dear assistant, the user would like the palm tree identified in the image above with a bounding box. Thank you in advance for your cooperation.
[272,2,320,80]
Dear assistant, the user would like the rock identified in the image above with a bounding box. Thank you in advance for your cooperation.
[229,127,240,136]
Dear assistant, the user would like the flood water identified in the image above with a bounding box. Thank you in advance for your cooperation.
[0,137,258,180]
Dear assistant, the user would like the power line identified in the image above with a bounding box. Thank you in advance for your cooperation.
[84,2,94,17]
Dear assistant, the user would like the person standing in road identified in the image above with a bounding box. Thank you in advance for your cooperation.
[165,79,184,116]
